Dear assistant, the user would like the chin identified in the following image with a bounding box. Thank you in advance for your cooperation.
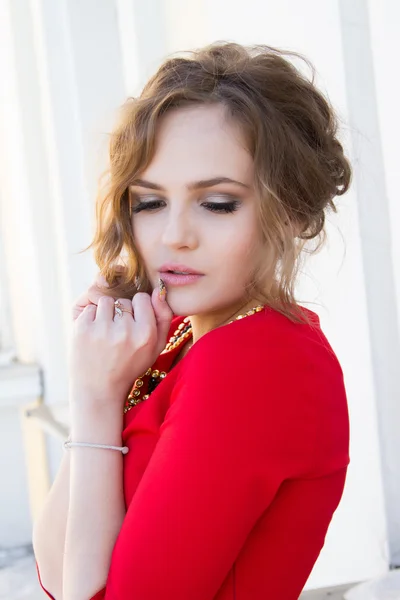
[166,298,197,317]
[165,289,234,318]
[163,289,208,317]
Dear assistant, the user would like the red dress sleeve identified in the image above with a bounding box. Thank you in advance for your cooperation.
[87,314,350,599]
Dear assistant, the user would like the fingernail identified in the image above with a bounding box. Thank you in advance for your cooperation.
[158,278,167,301]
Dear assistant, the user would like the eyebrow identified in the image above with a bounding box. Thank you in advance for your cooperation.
[129,176,251,191]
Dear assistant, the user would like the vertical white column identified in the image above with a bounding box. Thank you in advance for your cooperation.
[162,0,207,54]
[0,1,47,544]
[28,0,127,477]
[0,0,127,481]
[339,0,400,568]
[28,0,127,304]
[115,0,170,94]
[0,0,51,369]
[0,221,15,365]
[368,0,400,313]
[114,0,142,95]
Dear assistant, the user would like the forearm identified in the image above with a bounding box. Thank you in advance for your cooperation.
[33,451,71,599]
[63,400,126,600]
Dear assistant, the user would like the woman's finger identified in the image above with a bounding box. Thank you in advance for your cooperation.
[94,296,134,323]
[76,303,97,324]
[72,276,110,321]
[150,283,174,356]
[131,293,157,344]
[94,296,117,322]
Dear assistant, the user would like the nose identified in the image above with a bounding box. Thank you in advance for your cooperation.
[161,206,198,251]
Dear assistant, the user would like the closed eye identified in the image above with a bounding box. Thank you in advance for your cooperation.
[131,198,240,215]
[131,200,164,214]
[202,201,240,214]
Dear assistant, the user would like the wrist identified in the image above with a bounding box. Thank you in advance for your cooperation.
[69,423,123,446]
[69,383,128,406]
[69,398,124,443]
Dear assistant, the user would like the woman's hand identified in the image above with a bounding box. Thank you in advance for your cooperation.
[69,275,173,410]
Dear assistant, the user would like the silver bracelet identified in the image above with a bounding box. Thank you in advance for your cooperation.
[63,440,129,454]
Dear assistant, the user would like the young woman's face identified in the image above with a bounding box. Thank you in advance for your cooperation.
[130,103,263,317]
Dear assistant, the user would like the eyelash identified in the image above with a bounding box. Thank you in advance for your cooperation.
[131,198,240,215]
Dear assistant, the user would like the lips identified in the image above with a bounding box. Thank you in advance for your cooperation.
[158,271,203,286]
[159,263,204,276]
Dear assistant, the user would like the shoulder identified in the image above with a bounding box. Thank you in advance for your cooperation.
[174,306,350,476]
[177,305,348,430]
[185,305,343,380]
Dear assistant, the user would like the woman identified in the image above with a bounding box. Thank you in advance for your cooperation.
[33,41,351,599]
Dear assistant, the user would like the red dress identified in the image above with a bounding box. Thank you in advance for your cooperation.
[36,306,350,599]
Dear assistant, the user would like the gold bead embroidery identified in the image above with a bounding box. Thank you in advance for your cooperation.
[123,305,264,414]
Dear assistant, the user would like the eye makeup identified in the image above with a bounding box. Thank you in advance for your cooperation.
[130,194,241,215]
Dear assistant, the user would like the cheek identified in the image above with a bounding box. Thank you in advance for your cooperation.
[131,219,153,259]
[214,222,260,273]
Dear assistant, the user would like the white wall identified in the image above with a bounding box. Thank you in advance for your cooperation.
[367,0,400,566]
[0,0,398,592]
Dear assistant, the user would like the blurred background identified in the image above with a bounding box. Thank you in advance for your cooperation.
[0,0,399,598]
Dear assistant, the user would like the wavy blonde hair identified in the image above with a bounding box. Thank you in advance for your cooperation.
[85,41,352,324]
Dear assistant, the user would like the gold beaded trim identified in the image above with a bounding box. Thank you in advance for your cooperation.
[124,367,168,414]
[161,317,193,354]
[123,305,264,414]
